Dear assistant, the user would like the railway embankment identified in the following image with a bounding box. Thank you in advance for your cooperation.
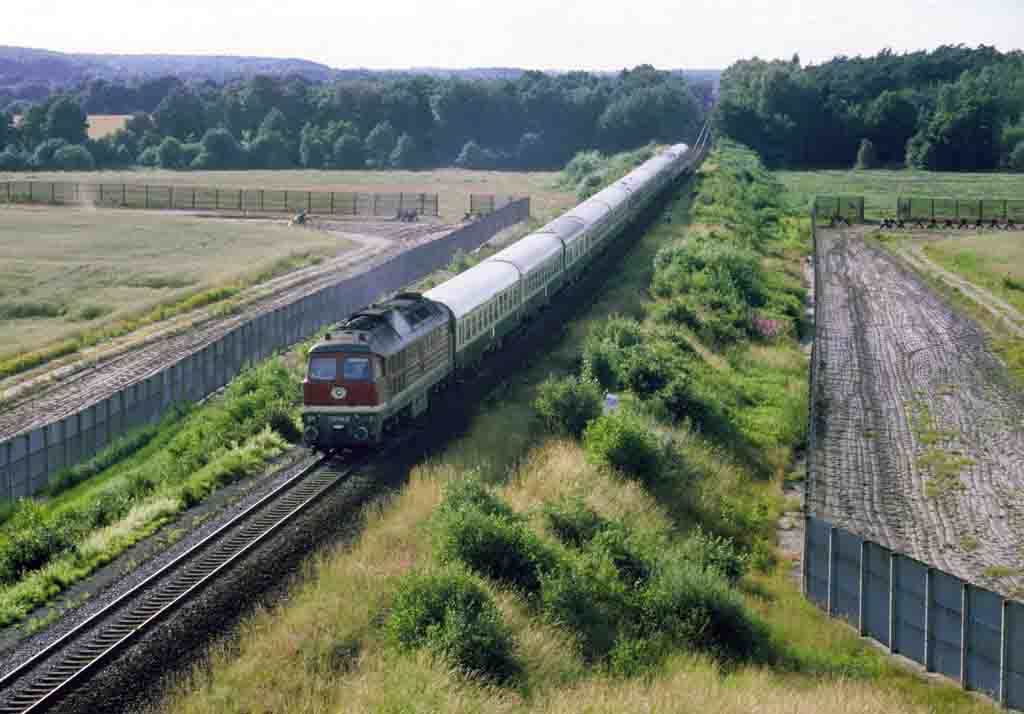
[152,143,995,714]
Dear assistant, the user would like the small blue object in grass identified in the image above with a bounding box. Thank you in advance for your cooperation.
[603,393,620,414]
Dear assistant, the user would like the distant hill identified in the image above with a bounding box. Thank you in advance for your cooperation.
[0,45,720,100]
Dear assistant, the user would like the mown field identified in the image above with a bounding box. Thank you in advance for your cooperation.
[920,232,1024,314]
[0,205,354,359]
[777,169,1024,219]
[0,168,576,224]
[150,144,994,713]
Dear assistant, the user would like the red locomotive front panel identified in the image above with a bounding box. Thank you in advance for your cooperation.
[303,353,379,407]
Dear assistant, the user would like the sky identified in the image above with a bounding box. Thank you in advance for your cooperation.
[2,0,1021,70]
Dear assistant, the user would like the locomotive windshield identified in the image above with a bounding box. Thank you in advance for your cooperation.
[308,356,337,381]
[343,357,372,381]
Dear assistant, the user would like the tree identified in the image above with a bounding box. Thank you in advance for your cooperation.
[864,91,919,164]
[0,148,28,171]
[52,144,95,170]
[44,97,88,145]
[247,131,292,169]
[157,136,185,169]
[0,112,10,150]
[333,133,364,169]
[154,87,207,141]
[455,140,487,169]
[390,132,417,169]
[193,128,242,169]
[19,103,48,149]
[1009,141,1024,171]
[516,132,546,169]
[299,124,328,168]
[31,138,68,169]
[855,138,878,169]
[364,120,397,167]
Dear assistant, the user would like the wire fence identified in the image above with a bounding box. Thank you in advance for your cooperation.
[0,181,440,218]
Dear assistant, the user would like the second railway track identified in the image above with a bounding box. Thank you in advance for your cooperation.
[0,455,357,714]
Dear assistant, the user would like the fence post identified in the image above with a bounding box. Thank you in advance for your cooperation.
[1000,599,1009,706]
[215,188,219,210]
[330,191,334,214]
[802,514,811,597]
[889,553,897,653]
[28,181,32,202]
[827,527,837,616]
[931,198,935,220]
[284,190,288,211]
[239,189,243,211]
[122,183,126,205]
[98,184,102,203]
[260,189,264,212]
[308,191,312,212]
[50,182,55,203]
[961,582,970,688]
[193,188,196,209]
[858,540,867,635]
[145,184,149,209]
[373,194,379,216]
[170,186,174,209]
[924,568,934,672]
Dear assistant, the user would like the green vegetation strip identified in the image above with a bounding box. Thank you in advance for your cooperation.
[0,357,304,629]
[155,142,995,714]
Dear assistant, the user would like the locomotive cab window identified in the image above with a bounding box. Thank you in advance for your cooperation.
[343,357,372,381]
[308,356,337,381]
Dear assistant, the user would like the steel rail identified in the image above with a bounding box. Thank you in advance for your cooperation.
[0,453,355,714]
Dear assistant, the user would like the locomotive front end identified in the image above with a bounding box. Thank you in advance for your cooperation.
[302,337,384,450]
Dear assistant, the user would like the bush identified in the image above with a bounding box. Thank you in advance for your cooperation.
[1011,141,1024,172]
[540,553,627,662]
[678,527,748,584]
[637,558,768,663]
[436,476,519,521]
[386,569,521,683]
[533,375,603,438]
[542,497,608,547]
[583,411,661,484]
[434,506,557,596]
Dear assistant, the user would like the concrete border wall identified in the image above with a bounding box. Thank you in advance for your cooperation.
[0,199,530,501]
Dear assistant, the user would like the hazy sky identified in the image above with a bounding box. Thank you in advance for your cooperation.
[3,0,1020,70]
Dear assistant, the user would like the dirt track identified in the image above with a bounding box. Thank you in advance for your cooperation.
[810,227,1024,595]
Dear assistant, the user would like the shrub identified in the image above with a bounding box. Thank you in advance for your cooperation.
[542,497,608,547]
[638,558,768,663]
[0,502,76,585]
[386,569,521,683]
[540,553,626,662]
[581,338,619,390]
[533,375,603,438]
[434,506,557,596]
[1004,275,1024,292]
[583,411,661,484]
[678,527,748,584]
[588,526,654,587]
[436,476,519,521]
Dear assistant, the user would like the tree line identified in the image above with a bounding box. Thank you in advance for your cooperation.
[714,44,1024,171]
[0,67,709,172]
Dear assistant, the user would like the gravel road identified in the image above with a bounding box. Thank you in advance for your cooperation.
[810,227,1024,595]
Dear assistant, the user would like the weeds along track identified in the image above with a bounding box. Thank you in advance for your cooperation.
[810,228,1024,594]
[0,454,355,714]
[0,221,457,441]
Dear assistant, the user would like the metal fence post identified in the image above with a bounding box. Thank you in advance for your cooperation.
[145,184,149,209]
[215,188,219,210]
[962,582,970,688]
[122,183,126,205]
[827,527,837,616]
[858,540,868,635]
[50,182,55,203]
[373,194,379,216]
[1000,599,1009,706]
[925,567,934,672]
[28,181,32,202]
[192,188,196,209]
[889,552,897,653]
[308,191,312,212]
[170,186,174,209]
[284,190,288,211]
[802,513,811,597]
[330,191,334,214]
[260,189,265,212]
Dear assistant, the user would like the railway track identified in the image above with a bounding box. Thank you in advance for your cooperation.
[0,455,356,714]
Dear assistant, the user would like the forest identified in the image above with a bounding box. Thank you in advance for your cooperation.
[0,66,710,172]
[715,44,1024,171]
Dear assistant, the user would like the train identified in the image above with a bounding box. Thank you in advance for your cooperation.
[301,141,702,451]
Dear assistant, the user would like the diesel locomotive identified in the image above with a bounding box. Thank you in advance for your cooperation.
[302,142,700,451]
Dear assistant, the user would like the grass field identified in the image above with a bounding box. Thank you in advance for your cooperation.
[86,115,130,140]
[777,169,1024,219]
[0,169,576,224]
[920,233,1024,314]
[0,205,355,359]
